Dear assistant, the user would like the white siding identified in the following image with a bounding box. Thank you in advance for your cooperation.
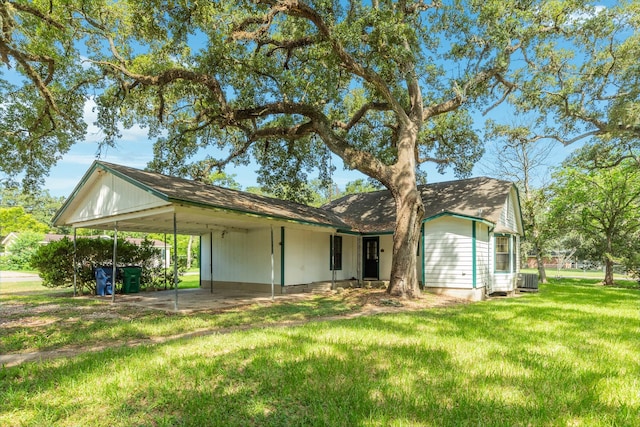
[423,217,474,289]
[476,223,490,290]
[68,172,168,223]
[498,190,520,233]
[201,227,357,287]
[377,235,394,280]
[285,230,358,284]
[284,229,330,284]
[200,227,282,285]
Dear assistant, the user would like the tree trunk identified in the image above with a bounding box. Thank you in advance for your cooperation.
[386,185,424,298]
[604,258,614,286]
[186,235,193,269]
[603,235,614,286]
[535,245,548,284]
[385,122,425,298]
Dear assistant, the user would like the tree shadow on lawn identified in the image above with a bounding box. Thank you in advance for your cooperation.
[3,294,638,426]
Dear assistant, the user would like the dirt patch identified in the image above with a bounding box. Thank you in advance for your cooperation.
[333,287,467,312]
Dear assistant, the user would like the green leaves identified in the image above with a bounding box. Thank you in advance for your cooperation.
[550,148,640,283]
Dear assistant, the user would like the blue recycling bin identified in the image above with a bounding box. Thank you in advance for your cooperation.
[95,267,113,296]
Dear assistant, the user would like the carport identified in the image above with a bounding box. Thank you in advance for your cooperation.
[53,161,349,310]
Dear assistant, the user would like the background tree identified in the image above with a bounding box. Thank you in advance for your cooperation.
[208,171,242,190]
[549,150,640,286]
[344,179,383,196]
[1,0,617,297]
[1,231,44,270]
[0,187,64,228]
[0,206,49,235]
[484,118,556,283]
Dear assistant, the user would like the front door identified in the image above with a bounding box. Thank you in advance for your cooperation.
[363,237,379,279]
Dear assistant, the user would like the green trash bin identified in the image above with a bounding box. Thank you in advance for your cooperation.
[121,266,142,294]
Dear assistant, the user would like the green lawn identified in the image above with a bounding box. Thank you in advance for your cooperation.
[1,279,638,426]
[521,267,635,280]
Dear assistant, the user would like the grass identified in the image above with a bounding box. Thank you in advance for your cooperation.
[0,282,361,355]
[1,279,639,426]
[521,267,636,281]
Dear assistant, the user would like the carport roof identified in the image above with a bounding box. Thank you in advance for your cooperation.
[53,161,351,233]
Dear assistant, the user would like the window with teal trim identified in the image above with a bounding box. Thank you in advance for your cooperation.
[330,235,342,270]
[495,235,511,272]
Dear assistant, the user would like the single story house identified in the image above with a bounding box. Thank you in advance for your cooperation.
[53,161,523,301]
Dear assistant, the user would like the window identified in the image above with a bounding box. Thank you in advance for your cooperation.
[495,235,511,272]
[330,235,342,270]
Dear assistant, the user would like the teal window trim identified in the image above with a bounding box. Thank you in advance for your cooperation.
[494,233,514,274]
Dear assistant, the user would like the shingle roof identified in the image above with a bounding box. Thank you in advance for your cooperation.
[97,162,351,230]
[323,176,516,233]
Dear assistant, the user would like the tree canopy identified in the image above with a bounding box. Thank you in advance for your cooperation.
[510,1,640,157]
[550,148,640,285]
[1,0,632,296]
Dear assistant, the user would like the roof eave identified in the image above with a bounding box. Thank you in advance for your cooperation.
[167,197,351,231]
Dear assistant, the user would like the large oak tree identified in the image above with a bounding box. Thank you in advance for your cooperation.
[1,0,610,297]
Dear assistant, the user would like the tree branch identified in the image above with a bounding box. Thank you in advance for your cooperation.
[332,102,391,131]
[252,0,411,126]
[92,61,228,111]
[7,1,65,30]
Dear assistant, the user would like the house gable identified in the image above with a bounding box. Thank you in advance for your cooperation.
[53,164,170,226]
[495,187,524,235]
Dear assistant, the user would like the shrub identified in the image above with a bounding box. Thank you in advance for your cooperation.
[31,237,166,295]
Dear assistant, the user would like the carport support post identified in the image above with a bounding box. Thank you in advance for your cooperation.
[111,224,118,303]
[173,213,179,311]
[72,228,77,297]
